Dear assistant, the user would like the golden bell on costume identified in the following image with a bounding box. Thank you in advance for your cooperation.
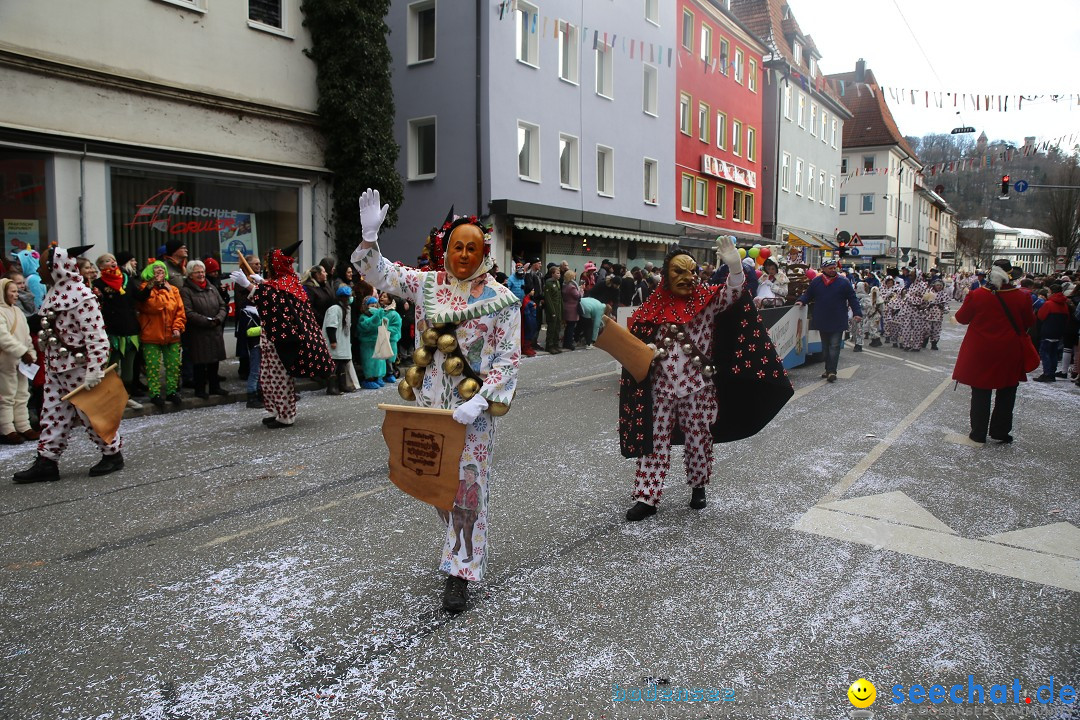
[442,356,464,376]
[405,365,426,388]
[488,401,509,417]
[397,378,416,401]
[421,328,440,347]
[413,347,434,367]
[457,378,480,400]
[437,334,458,354]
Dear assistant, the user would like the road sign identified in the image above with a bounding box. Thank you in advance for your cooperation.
[848,232,864,247]
[1015,180,1029,193]
[1056,256,1067,271]
[837,230,850,243]
[850,248,860,256]
[1057,246,1067,255]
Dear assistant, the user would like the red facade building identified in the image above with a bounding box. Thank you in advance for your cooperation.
[675,0,767,243]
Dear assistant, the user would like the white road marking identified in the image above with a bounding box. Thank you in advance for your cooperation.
[552,369,620,387]
[860,347,934,371]
[820,491,956,534]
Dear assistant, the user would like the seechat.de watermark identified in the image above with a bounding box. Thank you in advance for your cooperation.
[891,676,1076,706]
[611,683,735,703]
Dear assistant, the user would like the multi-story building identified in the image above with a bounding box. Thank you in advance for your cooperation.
[674,0,767,250]
[0,0,330,269]
[957,218,1055,273]
[827,61,921,271]
[729,0,851,264]
[914,179,956,272]
[384,1,681,273]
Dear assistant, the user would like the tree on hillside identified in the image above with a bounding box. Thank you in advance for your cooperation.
[301,0,403,265]
[1038,150,1080,269]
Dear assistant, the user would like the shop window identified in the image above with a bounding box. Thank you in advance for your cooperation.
[0,150,51,252]
[110,167,299,272]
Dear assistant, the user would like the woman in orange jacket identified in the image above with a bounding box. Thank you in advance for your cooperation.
[137,261,187,409]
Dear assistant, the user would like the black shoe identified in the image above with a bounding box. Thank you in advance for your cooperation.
[264,418,292,429]
[853,345,863,352]
[689,487,707,509]
[625,501,657,522]
[1033,375,1055,382]
[88,452,124,477]
[151,396,166,410]
[261,416,278,426]
[210,386,229,397]
[990,434,1014,444]
[931,341,939,350]
[246,393,262,409]
[869,338,882,347]
[892,343,899,348]
[442,576,468,613]
[827,373,837,383]
[1056,371,1068,378]
[968,431,986,444]
[166,392,183,405]
[194,391,210,400]
[820,372,828,379]
[13,455,60,484]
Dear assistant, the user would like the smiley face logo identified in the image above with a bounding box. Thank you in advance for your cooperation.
[847,678,876,708]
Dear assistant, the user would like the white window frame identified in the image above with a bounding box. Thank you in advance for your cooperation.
[747,126,756,162]
[810,103,817,137]
[829,175,836,208]
[734,48,744,84]
[643,157,658,205]
[809,57,817,79]
[748,59,757,92]
[695,178,708,215]
[698,102,710,143]
[644,0,659,26]
[680,174,694,212]
[781,152,791,192]
[642,64,658,116]
[596,145,614,197]
[517,120,541,183]
[792,41,802,65]
[861,194,875,213]
[797,93,806,128]
[559,133,580,190]
[558,20,579,84]
[732,119,742,156]
[595,44,614,99]
[515,1,539,67]
[407,0,436,65]
[407,116,437,180]
[700,23,712,63]
[808,164,816,201]
[863,154,876,172]
[681,8,694,51]
[248,0,288,35]
[840,157,848,174]
[795,158,804,195]
[679,93,692,135]
[839,194,848,214]
[831,118,838,147]
[820,110,828,143]
[818,170,826,205]
[719,38,729,76]
[157,0,205,13]
[716,111,727,150]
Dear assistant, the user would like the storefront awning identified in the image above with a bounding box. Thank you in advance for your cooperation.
[679,221,770,246]
[785,230,832,250]
[512,217,676,245]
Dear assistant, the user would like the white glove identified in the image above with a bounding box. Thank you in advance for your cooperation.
[250,273,264,285]
[715,235,742,273]
[359,188,389,243]
[84,366,104,389]
[230,270,251,289]
[452,394,489,425]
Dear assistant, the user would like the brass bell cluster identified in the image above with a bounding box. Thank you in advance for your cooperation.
[655,323,715,379]
[38,310,86,363]
[397,322,511,416]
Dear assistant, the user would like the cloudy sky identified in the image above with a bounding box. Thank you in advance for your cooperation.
[787,0,1080,146]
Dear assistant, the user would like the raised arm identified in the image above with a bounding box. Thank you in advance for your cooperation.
[350,188,425,304]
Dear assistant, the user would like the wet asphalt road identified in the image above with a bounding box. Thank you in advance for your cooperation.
[0,320,1077,720]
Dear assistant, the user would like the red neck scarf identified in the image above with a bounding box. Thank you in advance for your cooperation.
[192,278,208,289]
[100,266,126,294]
[821,274,837,287]
[630,282,725,329]
[266,249,306,299]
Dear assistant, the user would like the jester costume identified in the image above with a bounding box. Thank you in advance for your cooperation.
[353,212,520,588]
[618,258,792,515]
[14,244,123,483]
[248,244,334,427]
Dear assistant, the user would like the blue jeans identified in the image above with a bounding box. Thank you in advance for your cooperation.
[1039,338,1062,376]
[246,343,262,394]
[820,331,843,375]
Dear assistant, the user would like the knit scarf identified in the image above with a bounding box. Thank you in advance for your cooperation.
[100,266,126,294]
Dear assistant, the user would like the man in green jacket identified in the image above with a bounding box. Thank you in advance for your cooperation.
[543,264,563,354]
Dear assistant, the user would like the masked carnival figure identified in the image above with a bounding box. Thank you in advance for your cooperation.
[351,189,520,613]
[614,239,793,521]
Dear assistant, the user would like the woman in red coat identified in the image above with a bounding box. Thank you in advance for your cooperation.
[952,261,1035,444]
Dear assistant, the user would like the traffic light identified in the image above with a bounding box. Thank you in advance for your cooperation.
[837,240,848,258]
[1001,174,1010,196]
[871,257,878,269]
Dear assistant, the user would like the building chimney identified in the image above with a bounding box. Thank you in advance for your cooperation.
[855,58,866,83]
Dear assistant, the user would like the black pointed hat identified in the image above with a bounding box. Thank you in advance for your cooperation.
[66,244,95,259]
[281,240,302,258]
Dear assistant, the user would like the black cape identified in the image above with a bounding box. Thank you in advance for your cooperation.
[254,286,334,379]
[618,293,793,458]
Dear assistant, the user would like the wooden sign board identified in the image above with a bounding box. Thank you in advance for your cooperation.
[378,404,466,512]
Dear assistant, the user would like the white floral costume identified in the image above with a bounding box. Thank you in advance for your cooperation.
[355,244,520,582]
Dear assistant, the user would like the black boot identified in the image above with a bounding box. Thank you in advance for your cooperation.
[339,367,355,393]
[690,487,707,509]
[625,501,657,521]
[246,392,262,409]
[870,338,882,347]
[193,381,209,400]
[931,341,939,350]
[88,452,124,477]
[325,373,341,395]
[442,575,468,613]
[13,455,60,484]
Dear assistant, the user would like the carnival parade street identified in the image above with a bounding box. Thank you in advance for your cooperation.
[0,320,1076,719]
